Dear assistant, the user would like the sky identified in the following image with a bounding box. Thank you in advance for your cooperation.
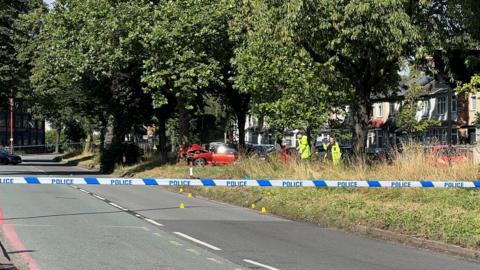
[44,0,53,6]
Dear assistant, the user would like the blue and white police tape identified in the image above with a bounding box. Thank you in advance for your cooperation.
[0,177,478,188]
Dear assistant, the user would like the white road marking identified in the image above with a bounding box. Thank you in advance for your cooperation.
[79,189,89,194]
[243,259,280,270]
[99,225,150,231]
[93,195,105,200]
[109,202,128,211]
[153,232,163,238]
[173,232,222,251]
[169,240,183,246]
[207,257,224,264]
[144,218,164,227]
[185,248,200,255]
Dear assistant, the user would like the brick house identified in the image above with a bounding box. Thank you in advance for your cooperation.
[368,74,479,148]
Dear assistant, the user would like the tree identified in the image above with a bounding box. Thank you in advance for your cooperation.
[26,0,156,171]
[0,0,43,106]
[397,80,440,140]
[290,0,420,162]
[143,0,253,149]
[232,0,415,160]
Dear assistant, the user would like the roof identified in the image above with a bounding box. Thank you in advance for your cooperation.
[372,74,452,101]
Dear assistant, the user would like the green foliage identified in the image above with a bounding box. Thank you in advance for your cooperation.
[0,0,43,107]
[458,74,480,94]
[142,0,226,107]
[64,121,86,143]
[232,0,420,157]
[45,129,65,146]
[9,0,480,162]
[231,1,337,134]
[397,80,440,136]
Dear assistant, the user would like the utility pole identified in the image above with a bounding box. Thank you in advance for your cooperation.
[9,90,14,154]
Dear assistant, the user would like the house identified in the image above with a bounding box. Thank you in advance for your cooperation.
[368,74,479,148]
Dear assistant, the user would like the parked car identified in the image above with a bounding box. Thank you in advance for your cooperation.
[246,144,276,160]
[186,144,237,166]
[426,145,466,167]
[0,150,22,165]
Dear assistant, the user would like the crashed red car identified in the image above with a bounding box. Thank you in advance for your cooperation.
[186,144,237,166]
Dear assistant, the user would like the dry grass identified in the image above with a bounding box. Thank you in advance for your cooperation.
[63,151,100,170]
[119,144,480,181]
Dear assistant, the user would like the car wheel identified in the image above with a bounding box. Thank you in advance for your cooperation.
[4,159,9,165]
[194,158,206,166]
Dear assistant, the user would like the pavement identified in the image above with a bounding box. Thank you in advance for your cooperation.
[0,153,477,270]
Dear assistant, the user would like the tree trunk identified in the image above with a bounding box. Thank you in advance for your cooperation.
[177,98,190,145]
[54,127,61,154]
[237,111,247,151]
[351,88,371,164]
[99,125,106,153]
[157,116,168,163]
[306,125,313,155]
[83,132,93,153]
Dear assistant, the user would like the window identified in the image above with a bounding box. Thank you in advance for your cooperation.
[375,103,383,117]
[471,94,477,111]
[437,97,446,114]
[376,130,383,148]
[452,95,457,112]
[422,100,430,115]
[389,102,395,116]
[451,129,458,145]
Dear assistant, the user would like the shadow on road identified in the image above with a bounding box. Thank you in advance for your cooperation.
[0,171,101,176]
[7,250,35,255]
[1,206,203,221]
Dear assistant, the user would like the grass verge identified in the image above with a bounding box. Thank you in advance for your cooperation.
[63,146,480,251]
[114,145,480,251]
[62,151,100,170]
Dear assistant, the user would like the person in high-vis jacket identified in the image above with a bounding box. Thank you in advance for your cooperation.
[323,136,342,166]
[296,132,311,160]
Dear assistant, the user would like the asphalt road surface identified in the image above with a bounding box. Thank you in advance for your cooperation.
[0,154,478,270]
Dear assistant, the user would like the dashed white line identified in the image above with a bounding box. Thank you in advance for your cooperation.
[169,240,183,246]
[99,225,150,231]
[79,189,89,194]
[109,202,128,211]
[207,257,224,264]
[144,218,164,227]
[185,248,200,255]
[153,232,163,238]
[173,232,222,251]
[93,195,105,200]
[243,259,280,270]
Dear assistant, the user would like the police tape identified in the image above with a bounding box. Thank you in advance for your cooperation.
[0,177,478,188]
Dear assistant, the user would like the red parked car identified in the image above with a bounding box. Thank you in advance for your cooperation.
[186,144,237,166]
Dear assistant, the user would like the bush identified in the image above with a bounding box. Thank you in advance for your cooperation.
[45,130,65,146]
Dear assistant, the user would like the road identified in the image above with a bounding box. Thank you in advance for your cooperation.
[0,154,478,270]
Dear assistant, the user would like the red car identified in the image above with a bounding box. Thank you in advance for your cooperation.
[426,145,466,167]
[186,144,237,166]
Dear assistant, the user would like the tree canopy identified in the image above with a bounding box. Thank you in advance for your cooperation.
[4,0,479,168]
